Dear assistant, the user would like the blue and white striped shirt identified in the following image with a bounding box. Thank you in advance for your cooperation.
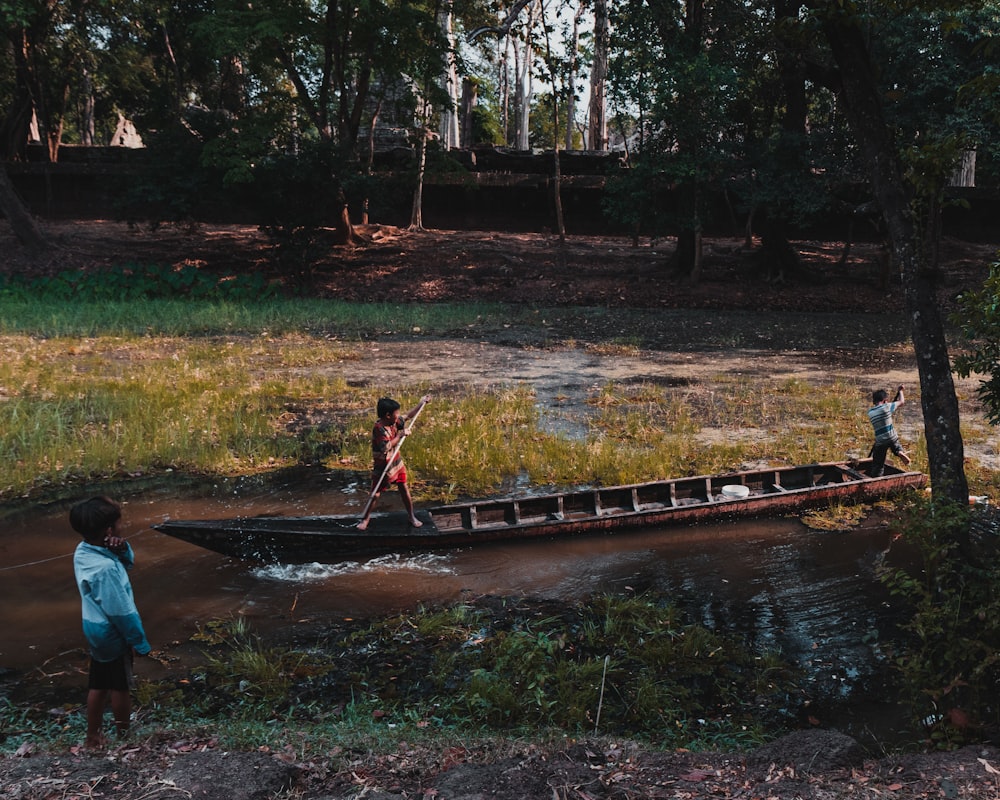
[868,401,900,443]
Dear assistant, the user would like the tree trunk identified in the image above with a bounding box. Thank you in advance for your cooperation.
[47,107,64,162]
[331,194,357,245]
[949,150,976,188]
[362,100,381,225]
[565,5,583,151]
[821,14,968,508]
[81,68,95,146]
[0,166,49,252]
[438,2,460,149]
[410,114,429,231]
[514,36,533,150]
[588,0,609,151]
[500,38,510,142]
[668,0,705,282]
[551,150,565,242]
[1,26,37,160]
[539,0,565,240]
[670,228,702,278]
[459,78,477,149]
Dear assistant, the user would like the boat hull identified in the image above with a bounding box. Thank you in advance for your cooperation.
[153,460,925,563]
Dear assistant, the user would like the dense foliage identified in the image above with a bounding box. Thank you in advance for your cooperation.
[879,498,1000,748]
[953,255,1000,425]
[3,3,997,203]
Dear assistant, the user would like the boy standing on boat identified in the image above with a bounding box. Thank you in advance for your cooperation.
[867,385,911,477]
[357,395,430,530]
[71,496,151,749]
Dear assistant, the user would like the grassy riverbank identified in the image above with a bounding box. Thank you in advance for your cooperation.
[4,593,803,757]
[7,296,987,507]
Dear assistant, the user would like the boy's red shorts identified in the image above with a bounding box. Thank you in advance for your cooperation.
[372,464,407,493]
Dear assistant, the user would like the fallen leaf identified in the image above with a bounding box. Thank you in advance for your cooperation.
[979,758,999,775]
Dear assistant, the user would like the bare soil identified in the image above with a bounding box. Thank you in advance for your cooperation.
[4,731,999,799]
[3,220,1000,799]
[5,219,996,315]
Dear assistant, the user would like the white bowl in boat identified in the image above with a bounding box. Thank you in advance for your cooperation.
[720,484,750,500]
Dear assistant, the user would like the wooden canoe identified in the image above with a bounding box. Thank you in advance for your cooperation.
[152,460,925,563]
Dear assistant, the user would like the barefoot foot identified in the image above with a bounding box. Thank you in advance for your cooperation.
[356,519,369,531]
[410,518,423,528]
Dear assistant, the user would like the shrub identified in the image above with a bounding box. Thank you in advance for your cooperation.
[878,497,1000,747]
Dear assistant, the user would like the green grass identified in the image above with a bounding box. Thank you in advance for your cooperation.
[0,296,538,338]
[0,333,360,497]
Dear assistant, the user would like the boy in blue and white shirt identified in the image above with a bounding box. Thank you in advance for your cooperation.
[71,496,151,749]
[867,385,912,477]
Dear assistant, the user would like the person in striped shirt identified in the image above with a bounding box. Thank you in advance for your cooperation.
[867,385,911,477]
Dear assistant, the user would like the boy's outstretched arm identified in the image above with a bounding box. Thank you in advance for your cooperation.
[405,394,431,421]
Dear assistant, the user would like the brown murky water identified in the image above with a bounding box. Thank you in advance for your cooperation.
[1,468,903,725]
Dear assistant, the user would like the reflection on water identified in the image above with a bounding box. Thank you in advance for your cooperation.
[0,468,909,738]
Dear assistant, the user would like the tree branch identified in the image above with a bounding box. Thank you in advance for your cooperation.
[466,0,535,42]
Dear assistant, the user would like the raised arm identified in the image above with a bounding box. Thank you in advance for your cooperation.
[405,395,431,420]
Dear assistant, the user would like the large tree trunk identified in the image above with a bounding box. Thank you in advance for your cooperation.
[669,227,702,279]
[80,68,96,146]
[1,26,38,160]
[821,14,968,508]
[0,166,48,252]
[669,0,705,281]
[438,3,460,149]
[539,0,565,240]
[459,78,477,148]
[513,30,533,150]
[587,0,609,151]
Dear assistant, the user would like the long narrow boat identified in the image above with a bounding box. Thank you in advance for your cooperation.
[153,460,925,563]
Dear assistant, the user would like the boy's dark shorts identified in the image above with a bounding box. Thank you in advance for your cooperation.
[88,652,134,691]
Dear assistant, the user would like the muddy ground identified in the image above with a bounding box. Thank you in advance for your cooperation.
[2,220,1000,799]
